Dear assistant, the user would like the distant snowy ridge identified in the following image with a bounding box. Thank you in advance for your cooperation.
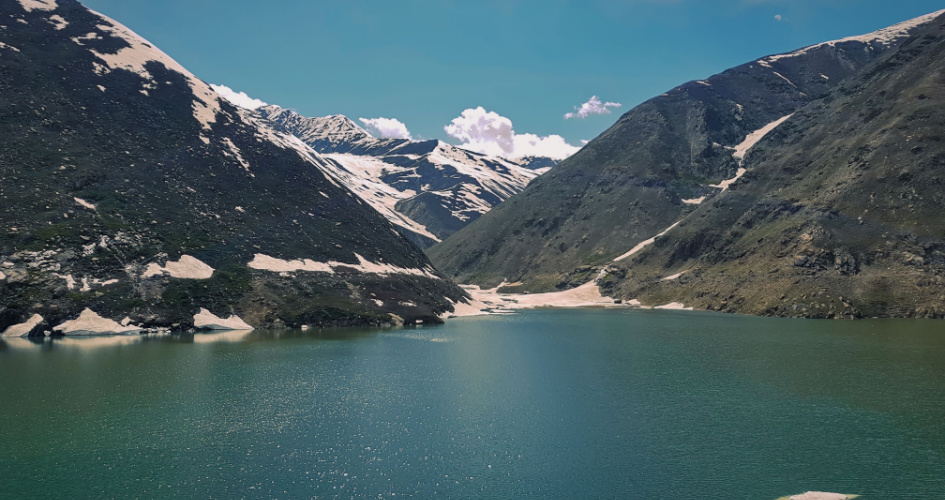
[318,139,541,245]
[254,106,376,150]
[209,93,556,246]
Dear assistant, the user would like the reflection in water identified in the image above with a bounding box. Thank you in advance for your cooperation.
[1,334,165,351]
[189,329,254,344]
[0,336,49,350]
[0,325,400,351]
[54,335,146,350]
[382,329,453,343]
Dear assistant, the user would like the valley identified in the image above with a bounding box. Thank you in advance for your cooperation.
[3,0,945,337]
[4,2,945,499]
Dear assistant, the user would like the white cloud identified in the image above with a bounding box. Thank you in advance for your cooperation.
[774,14,783,21]
[511,133,580,160]
[210,84,268,110]
[564,95,622,120]
[444,106,579,160]
[359,117,413,140]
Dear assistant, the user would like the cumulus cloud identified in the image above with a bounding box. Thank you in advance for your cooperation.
[564,95,622,120]
[210,84,268,110]
[359,117,413,140]
[774,14,783,21]
[444,106,580,160]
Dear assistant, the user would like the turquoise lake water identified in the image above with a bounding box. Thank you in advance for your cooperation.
[2,309,945,499]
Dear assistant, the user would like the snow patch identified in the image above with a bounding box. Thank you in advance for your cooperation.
[248,254,333,273]
[445,278,634,319]
[0,270,5,280]
[348,254,438,278]
[86,10,222,130]
[193,308,252,331]
[614,221,682,262]
[17,0,57,12]
[56,273,77,289]
[142,255,214,279]
[74,197,96,210]
[730,113,794,163]
[771,71,796,88]
[47,14,67,29]
[682,196,706,205]
[660,271,687,281]
[654,302,694,311]
[221,137,252,174]
[54,308,142,336]
[709,168,747,192]
[0,42,22,53]
[248,253,439,279]
[71,32,101,45]
[2,314,44,338]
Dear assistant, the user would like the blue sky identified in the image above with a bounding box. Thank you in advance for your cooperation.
[81,0,945,157]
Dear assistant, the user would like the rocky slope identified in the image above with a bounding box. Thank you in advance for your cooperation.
[0,0,467,336]
[254,105,553,247]
[601,11,945,319]
[429,9,945,298]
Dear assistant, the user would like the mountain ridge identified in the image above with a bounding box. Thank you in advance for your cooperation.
[428,8,945,300]
[0,0,466,336]
[250,103,555,247]
[595,10,945,318]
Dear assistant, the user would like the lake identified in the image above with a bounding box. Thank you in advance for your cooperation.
[2,309,945,499]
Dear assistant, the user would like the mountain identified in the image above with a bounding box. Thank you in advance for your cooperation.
[599,11,945,319]
[0,0,467,336]
[253,105,554,247]
[429,9,945,302]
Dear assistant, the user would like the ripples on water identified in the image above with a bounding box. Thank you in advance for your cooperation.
[2,309,945,499]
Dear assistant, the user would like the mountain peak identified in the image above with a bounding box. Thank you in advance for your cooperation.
[255,106,374,145]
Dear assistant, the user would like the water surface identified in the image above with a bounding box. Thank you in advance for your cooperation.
[2,309,945,498]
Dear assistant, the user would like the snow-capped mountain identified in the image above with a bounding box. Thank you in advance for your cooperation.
[430,8,945,319]
[0,0,467,336]
[253,108,387,155]
[249,104,555,247]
